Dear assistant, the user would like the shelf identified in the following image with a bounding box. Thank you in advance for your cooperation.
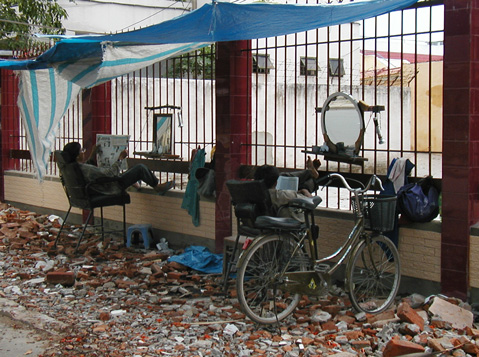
[302,150,368,166]
[133,151,182,160]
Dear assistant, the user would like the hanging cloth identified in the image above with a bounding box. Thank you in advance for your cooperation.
[381,157,415,248]
[181,148,206,226]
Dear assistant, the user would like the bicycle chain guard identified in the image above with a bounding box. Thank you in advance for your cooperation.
[280,271,330,296]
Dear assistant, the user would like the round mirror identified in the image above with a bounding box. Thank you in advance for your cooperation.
[320,92,365,156]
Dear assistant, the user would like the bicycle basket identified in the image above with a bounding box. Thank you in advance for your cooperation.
[352,194,397,232]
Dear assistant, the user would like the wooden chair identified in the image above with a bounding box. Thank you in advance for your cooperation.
[53,150,131,253]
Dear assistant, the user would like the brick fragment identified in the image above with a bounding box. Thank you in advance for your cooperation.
[383,339,425,357]
[466,326,479,337]
[427,338,447,352]
[99,312,111,321]
[397,302,424,330]
[344,330,364,340]
[323,304,342,315]
[336,314,356,324]
[46,271,75,286]
[321,320,338,331]
[463,343,479,355]
[167,261,188,271]
[351,340,371,349]
[366,309,395,324]
[166,271,187,280]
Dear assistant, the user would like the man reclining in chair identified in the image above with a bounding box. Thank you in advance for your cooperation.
[62,142,174,195]
[254,156,321,222]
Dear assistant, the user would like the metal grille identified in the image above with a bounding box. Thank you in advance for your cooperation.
[110,46,216,188]
[14,1,443,211]
[247,0,443,209]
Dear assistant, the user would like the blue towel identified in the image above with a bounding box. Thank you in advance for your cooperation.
[168,246,223,274]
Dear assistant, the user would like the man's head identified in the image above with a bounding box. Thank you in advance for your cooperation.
[254,165,279,189]
[62,142,83,164]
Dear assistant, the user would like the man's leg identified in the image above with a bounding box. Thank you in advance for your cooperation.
[118,164,158,188]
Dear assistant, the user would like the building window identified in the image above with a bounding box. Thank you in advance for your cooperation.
[328,58,345,77]
[253,54,274,74]
[300,57,318,76]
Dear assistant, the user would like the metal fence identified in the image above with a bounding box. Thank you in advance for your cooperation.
[16,0,443,209]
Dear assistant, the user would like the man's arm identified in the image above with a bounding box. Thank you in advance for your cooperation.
[80,162,121,183]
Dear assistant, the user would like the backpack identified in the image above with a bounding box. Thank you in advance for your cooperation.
[397,176,440,223]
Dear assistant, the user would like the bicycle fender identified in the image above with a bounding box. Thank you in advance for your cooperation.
[235,232,282,267]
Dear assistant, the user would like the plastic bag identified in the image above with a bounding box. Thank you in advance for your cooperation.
[397,176,439,223]
[196,168,216,198]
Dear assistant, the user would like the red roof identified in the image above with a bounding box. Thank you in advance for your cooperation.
[362,50,443,63]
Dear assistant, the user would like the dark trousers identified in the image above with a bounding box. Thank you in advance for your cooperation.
[118,164,158,188]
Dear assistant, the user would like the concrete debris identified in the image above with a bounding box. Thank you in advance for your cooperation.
[0,202,477,356]
[429,296,474,330]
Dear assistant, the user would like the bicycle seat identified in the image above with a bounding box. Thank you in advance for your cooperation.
[288,196,322,210]
[255,216,303,230]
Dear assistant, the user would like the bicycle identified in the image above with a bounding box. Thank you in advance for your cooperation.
[235,173,400,325]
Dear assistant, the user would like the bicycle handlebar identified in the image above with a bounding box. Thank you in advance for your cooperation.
[320,173,384,193]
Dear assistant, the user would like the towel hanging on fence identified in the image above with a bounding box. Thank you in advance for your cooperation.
[181,147,206,226]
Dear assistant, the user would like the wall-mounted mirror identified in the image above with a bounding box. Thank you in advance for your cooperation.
[153,113,172,155]
[321,92,365,156]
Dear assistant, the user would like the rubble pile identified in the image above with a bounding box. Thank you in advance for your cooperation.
[0,203,478,356]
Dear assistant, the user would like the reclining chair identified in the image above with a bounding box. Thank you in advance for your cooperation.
[222,179,274,293]
[53,150,131,253]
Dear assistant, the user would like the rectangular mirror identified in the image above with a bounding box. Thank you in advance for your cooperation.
[153,113,172,154]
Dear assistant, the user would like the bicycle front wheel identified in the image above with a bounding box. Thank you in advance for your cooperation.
[346,234,400,314]
[236,232,309,325]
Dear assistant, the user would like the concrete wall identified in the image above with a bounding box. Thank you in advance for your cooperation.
[8,171,475,298]
[4,172,216,251]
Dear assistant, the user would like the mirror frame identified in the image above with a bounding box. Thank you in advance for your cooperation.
[153,113,173,155]
[320,92,365,156]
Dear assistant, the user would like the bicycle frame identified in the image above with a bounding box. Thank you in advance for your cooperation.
[234,173,400,322]
[236,200,368,297]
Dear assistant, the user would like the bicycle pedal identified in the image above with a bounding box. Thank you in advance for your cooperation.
[314,263,330,273]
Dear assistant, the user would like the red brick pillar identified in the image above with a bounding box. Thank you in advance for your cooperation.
[441,0,479,300]
[0,70,21,202]
[215,41,252,253]
[82,83,112,152]
[81,82,111,222]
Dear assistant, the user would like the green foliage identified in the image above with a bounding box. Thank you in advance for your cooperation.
[168,45,215,79]
[0,0,68,53]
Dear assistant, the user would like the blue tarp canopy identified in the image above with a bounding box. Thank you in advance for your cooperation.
[0,0,418,180]
[0,0,418,71]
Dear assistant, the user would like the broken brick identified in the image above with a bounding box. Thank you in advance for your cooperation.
[397,302,424,330]
[463,343,479,355]
[383,339,425,357]
[46,271,75,286]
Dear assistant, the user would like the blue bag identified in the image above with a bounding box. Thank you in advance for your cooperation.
[397,176,439,223]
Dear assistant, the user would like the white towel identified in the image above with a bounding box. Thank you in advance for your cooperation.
[388,157,407,193]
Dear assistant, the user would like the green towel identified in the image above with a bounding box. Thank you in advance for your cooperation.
[181,148,206,226]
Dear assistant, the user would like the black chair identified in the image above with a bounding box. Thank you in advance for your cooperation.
[53,150,131,253]
[222,179,274,293]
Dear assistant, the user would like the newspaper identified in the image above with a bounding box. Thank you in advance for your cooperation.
[276,176,299,191]
[96,134,130,170]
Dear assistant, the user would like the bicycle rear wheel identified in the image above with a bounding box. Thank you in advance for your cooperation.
[346,234,400,314]
[236,232,309,325]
